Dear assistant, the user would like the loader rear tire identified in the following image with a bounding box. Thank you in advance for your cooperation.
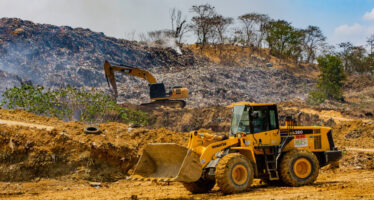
[182,178,215,194]
[280,149,319,186]
[215,153,254,194]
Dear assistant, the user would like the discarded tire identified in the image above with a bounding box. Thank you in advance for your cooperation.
[84,126,101,135]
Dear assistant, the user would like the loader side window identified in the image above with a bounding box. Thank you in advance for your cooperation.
[269,109,277,130]
[268,105,279,130]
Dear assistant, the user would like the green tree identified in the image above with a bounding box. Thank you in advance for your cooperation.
[313,55,346,102]
[265,20,304,60]
[337,42,371,74]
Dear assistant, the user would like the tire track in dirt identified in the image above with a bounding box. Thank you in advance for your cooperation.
[345,147,374,153]
[0,119,55,131]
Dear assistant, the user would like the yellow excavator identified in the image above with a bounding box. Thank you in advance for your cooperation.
[104,60,188,108]
[130,102,342,194]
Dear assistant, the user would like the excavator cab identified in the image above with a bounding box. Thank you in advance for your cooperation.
[149,83,167,99]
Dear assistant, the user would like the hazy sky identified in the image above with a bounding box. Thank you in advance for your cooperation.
[1,0,374,47]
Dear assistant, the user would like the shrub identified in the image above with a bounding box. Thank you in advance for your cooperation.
[307,55,346,104]
[1,84,148,125]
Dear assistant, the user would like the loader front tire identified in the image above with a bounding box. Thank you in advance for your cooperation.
[215,153,254,194]
[182,178,215,194]
[280,149,319,186]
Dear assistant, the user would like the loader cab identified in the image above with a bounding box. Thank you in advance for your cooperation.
[230,104,279,137]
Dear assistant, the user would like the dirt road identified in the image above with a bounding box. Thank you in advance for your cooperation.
[0,169,373,200]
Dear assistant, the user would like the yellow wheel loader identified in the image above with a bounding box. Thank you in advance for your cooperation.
[131,102,342,194]
[104,60,188,108]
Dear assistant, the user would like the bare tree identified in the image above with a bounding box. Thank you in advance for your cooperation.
[302,26,326,63]
[138,32,148,43]
[367,34,374,55]
[238,13,269,47]
[148,30,163,41]
[211,15,233,44]
[170,8,188,43]
[125,30,136,41]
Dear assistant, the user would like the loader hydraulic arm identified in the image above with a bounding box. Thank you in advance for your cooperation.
[104,60,157,98]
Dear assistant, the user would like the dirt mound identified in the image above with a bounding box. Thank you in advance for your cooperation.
[145,106,232,132]
[139,102,336,132]
[339,150,374,170]
[188,44,319,79]
[0,109,189,182]
[332,120,374,149]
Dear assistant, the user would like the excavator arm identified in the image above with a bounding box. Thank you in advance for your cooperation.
[104,60,157,98]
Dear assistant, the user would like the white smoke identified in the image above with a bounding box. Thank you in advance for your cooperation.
[142,30,182,54]
[160,37,182,55]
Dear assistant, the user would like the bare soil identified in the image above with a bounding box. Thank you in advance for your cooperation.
[0,169,373,200]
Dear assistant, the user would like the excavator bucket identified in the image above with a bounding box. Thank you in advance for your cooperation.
[132,143,202,183]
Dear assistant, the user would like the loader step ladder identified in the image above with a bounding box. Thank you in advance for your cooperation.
[262,146,279,180]
[260,136,294,180]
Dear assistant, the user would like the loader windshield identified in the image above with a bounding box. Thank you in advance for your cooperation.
[230,105,250,136]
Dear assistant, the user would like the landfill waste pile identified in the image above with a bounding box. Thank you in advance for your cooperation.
[0,18,200,89]
[0,69,22,94]
[0,18,315,106]
[132,65,314,106]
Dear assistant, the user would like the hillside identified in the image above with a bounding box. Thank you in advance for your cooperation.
[0,18,316,106]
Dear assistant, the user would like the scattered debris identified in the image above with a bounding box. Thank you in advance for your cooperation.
[89,182,102,188]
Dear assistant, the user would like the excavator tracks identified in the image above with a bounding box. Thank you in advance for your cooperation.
[141,100,186,109]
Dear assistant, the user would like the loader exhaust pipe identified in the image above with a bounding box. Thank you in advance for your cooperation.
[132,143,202,183]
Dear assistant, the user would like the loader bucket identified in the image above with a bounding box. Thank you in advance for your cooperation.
[132,143,202,183]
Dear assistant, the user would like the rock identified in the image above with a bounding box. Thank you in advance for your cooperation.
[345,129,363,139]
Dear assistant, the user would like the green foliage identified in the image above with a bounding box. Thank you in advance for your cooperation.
[308,55,346,104]
[1,84,71,118]
[306,90,326,105]
[265,20,304,59]
[1,84,148,125]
